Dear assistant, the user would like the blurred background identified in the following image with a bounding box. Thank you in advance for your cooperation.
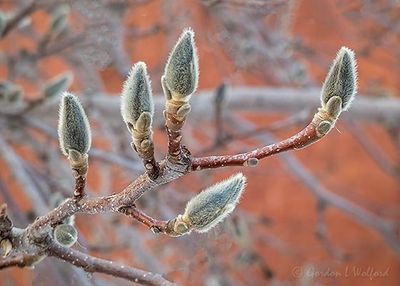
[0,0,399,285]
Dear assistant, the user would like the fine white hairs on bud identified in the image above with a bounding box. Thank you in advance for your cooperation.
[0,81,21,103]
[164,28,199,100]
[121,61,154,131]
[182,173,246,233]
[321,47,357,111]
[58,92,91,157]
[54,224,78,248]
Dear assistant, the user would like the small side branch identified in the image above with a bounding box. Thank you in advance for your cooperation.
[119,206,178,236]
[48,242,176,286]
[191,119,320,170]
[0,255,27,270]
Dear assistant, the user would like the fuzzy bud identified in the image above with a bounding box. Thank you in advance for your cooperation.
[121,62,154,132]
[321,47,357,111]
[164,28,199,100]
[49,5,69,38]
[43,72,73,99]
[182,173,246,233]
[54,224,78,248]
[58,93,91,157]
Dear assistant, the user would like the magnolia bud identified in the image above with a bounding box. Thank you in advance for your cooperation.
[54,224,78,248]
[164,28,199,100]
[43,72,73,99]
[321,47,357,111]
[121,62,154,132]
[49,5,69,38]
[58,93,91,157]
[182,173,246,233]
[0,239,12,257]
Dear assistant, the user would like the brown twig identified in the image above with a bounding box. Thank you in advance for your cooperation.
[46,241,176,286]
[0,255,28,269]
[214,82,227,146]
[191,118,321,170]
[119,206,175,235]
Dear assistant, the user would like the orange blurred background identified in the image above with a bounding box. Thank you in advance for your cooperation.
[0,0,399,285]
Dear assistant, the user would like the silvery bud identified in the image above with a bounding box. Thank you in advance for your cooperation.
[321,47,357,111]
[121,61,154,132]
[58,93,91,157]
[182,173,246,233]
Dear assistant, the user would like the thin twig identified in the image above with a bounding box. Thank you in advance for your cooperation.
[191,116,321,170]
[48,241,176,286]
[230,116,400,254]
[0,255,27,269]
[119,206,178,236]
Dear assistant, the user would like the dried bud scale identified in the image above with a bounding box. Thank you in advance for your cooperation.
[121,61,154,132]
[314,47,358,138]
